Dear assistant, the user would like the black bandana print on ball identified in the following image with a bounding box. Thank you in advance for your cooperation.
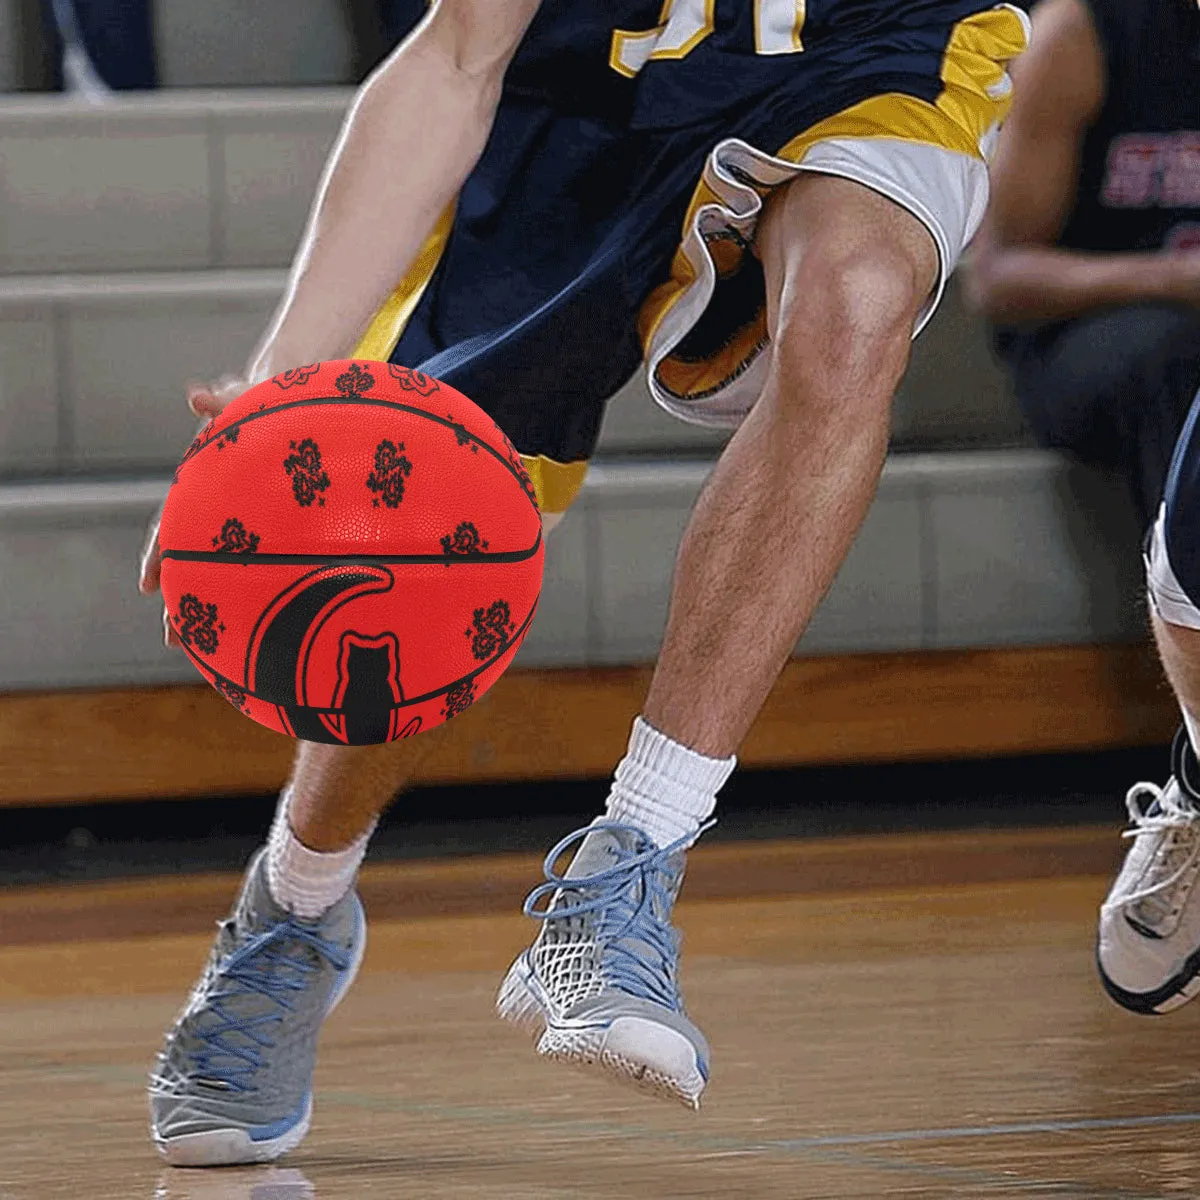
[366,440,413,509]
[336,362,375,398]
[446,416,478,452]
[388,365,441,397]
[176,593,224,655]
[211,518,260,554]
[441,522,488,556]
[284,438,331,507]
[213,677,250,714]
[173,422,214,483]
[442,678,476,719]
[466,600,514,661]
[273,363,320,390]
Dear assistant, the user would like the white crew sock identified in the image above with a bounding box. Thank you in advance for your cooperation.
[265,788,374,920]
[604,716,737,849]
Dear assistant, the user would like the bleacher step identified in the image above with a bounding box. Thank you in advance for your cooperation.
[0,451,1143,692]
[0,266,1031,476]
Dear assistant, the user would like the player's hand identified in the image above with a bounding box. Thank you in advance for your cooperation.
[138,377,250,646]
[1164,251,1200,307]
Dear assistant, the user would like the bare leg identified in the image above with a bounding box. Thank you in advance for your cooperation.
[285,736,436,851]
[498,192,937,1104]
[642,176,938,757]
[1152,612,1200,737]
[282,509,565,851]
[1094,596,1200,1015]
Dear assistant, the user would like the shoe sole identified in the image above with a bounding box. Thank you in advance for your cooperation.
[154,897,368,1167]
[496,954,706,1110]
[154,1093,314,1168]
[1096,937,1200,1015]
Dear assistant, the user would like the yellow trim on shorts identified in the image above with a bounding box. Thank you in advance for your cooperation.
[521,455,590,515]
[351,204,588,517]
[775,6,1027,165]
[636,3,1029,392]
[352,203,456,362]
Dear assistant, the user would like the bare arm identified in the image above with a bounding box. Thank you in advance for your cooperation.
[140,0,543,599]
[966,0,1193,324]
[246,0,544,382]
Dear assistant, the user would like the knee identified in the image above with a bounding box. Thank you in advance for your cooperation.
[770,241,931,403]
[1148,512,1200,634]
[1149,471,1200,631]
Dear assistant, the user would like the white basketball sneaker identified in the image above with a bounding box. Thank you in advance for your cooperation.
[497,820,710,1108]
[149,851,365,1165]
[1098,728,1200,1013]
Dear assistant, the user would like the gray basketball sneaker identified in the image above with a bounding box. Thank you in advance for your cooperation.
[1098,728,1200,1014]
[149,851,365,1166]
[497,820,710,1108]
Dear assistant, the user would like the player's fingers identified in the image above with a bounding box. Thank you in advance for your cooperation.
[138,512,163,595]
[187,374,249,421]
[186,385,224,420]
[162,607,181,648]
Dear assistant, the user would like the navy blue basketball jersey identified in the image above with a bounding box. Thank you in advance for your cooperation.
[1060,0,1200,255]
[385,0,1008,126]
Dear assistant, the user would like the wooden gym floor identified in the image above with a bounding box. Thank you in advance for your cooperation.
[5,827,1200,1199]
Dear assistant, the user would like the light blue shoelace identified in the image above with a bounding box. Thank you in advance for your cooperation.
[523,820,711,1011]
[186,919,351,1093]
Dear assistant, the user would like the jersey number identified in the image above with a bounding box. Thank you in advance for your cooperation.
[610,0,806,78]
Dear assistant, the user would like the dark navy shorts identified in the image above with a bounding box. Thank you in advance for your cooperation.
[354,1,1029,512]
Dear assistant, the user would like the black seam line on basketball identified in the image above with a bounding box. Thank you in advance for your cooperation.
[182,393,538,513]
[160,541,541,567]
[180,598,537,713]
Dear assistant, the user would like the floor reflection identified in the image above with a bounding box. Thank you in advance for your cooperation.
[155,1166,315,1200]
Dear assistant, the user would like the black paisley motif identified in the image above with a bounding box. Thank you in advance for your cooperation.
[273,364,321,390]
[336,362,375,397]
[388,365,441,396]
[213,677,249,714]
[173,422,214,482]
[283,439,331,507]
[441,521,488,556]
[212,517,260,555]
[509,450,538,508]
[366,439,413,508]
[447,417,477,451]
[466,600,514,662]
[442,679,476,720]
[176,593,224,656]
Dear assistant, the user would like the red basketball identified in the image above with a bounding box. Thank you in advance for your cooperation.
[158,361,543,744]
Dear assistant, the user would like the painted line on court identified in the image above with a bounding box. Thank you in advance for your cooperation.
[47,1065,1200,1150]
[761,1110,1200,1150]
[318,1089,1180,1199]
